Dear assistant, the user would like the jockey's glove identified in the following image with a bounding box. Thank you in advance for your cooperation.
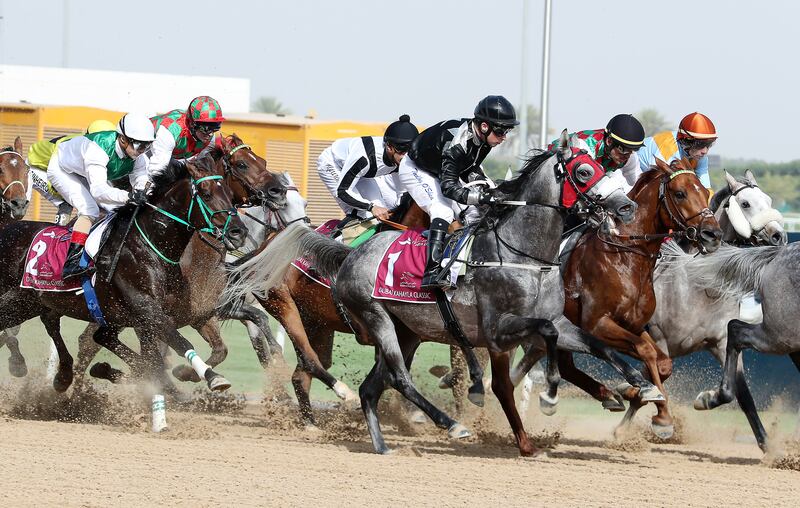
[128,188,148,206]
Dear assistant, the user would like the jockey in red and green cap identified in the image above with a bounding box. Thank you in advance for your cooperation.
[149,95,226,174]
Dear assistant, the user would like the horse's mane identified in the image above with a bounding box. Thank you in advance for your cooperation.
[495,149,553,196]
[113,158,191,220]
[1,146,13,153]
[628,165,666,199]
[709,175,751,212]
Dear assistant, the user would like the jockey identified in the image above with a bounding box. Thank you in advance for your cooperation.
[397,95,517,289]
[149,95,226,174]
[317,114,419,222]
[549,114,645,193]
[27,119,117,225]
[638,112,717,188]
[47,113,155,279]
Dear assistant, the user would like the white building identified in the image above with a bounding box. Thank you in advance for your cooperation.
[0,64,250,115]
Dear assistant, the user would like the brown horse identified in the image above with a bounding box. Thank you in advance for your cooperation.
[560,158,722,437]
[67,134,287,389]
[0,137,30,376]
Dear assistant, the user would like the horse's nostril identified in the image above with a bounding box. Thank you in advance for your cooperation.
[619,204,632,214]
[772,232,784,245]
[268,186,286,197]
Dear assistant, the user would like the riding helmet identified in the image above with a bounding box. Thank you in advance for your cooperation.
[605,114,645,149]
[677,112,717,141]
[117,113,156,142]
[188,96,226,123]
[384,114,419,151]
[474,95,520,127]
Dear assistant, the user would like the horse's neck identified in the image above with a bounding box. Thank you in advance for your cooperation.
[239,206,273,252]
[401,202,430,229]
[132,184,197,263]
[480,157,563,263]
[615,179,670,257]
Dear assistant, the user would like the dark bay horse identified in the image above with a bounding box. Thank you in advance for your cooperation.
[558,158,722,438]
[0,155,248,392]
[68,135,287,388]
[0,137,30,376]
[226,136,658,456]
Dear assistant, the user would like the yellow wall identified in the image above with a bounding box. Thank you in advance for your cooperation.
[1,103,389,224]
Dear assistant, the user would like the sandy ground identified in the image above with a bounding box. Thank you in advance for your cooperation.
[0,383,799,508]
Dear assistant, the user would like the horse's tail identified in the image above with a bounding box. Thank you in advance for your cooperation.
[221,222,351,305]
[684,244,782,299]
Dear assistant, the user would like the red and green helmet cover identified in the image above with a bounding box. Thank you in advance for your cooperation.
[188,96,226,123]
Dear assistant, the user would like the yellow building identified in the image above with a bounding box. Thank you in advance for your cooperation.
[0,103,387,224]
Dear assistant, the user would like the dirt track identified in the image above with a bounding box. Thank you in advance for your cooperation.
[1,388,798,508]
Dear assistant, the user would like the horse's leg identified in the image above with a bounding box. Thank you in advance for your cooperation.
[290,344,317,427]
[72,323,118,386]
[489,350,542,457]
[39,312,73,392]
[695,319,766,411]
[558,351,626,412]
[590,316,674,437]
[704,343,768,451]
[91,325,147,377]
[359,349,392,454]
[228,302,282,363]
[494,313,561,415]
[791,353,800,441]
[0,326,27,377]
[173,318,228,383]
[157,325,231,392]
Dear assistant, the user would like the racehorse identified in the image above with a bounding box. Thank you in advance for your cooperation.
[554,159,722,438]
[225,133,663,456]
[0,154,247,393]
[0,137,30,376]
[67,135,287,388]
[674,223,800,450]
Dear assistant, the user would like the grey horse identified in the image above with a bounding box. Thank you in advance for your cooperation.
[617,170,786,448]
[673,233,799,450]
[226,132,668,456]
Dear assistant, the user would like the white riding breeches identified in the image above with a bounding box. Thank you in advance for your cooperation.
[47,152,100,219]
[397,155,479,224]
[317,152,403,218]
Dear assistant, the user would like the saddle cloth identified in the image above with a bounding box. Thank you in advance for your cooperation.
[372,227,474,304]
[20,216,112,292]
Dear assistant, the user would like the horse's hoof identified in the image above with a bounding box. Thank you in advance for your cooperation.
[377,447,396,455]
[89,362,119,383]
[602,394,626,412]
[538,391,558,416]
[468,391,485,408]
[428,365,450,379]
[207,374,231,392]
[8,358,27,378]
[651,422,674,440]
[638,384,665,403]
[172,365,201,383]
[332,380,358,402]
[53,369,73,393]
[520,447,547,458]
[694,390,714,410]
[409,409,427,424]
[448,423,471,439]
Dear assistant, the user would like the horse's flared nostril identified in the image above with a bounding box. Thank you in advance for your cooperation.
[268,186,287,198]
[771,231,786,245]
[701,228,722,243]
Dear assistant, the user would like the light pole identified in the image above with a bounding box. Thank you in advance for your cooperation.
[62,0,70,67]
[517,0,529,167]
[538,0,552,148]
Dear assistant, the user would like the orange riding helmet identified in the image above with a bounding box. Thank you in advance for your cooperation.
[677,112,717,141]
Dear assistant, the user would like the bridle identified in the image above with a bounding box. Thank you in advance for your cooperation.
[0,150,29,213]
[221,142,277,208]
[249,184,310,231]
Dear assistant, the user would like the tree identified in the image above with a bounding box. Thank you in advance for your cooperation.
[636,108,673,137]
[252,96,292,115]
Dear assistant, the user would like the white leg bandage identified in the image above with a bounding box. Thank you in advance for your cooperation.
[185,349,210,378]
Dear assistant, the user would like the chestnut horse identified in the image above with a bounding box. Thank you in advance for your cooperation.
[0,137,30,376]
[559,158,722,437]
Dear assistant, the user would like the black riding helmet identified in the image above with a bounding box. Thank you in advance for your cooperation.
[474,95,520,127]
[384,114,419,151]
[605,114,645,149]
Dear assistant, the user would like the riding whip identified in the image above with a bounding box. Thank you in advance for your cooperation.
[105,181,151,283]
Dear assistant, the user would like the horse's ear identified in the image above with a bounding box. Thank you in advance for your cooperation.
[558,129,571,159]
[13,136,23,154]
[724,170,739,190]
[744,169,758,186]
[654,157,672,174]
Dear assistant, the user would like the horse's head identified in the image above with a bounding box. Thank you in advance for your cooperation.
[0,137,30,220]
[184,154,248,250]
[218,134,287,210]
[718,170,786,246]
[554,129,637,224]
[653,158,721,253]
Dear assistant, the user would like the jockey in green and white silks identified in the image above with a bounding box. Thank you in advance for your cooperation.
[47,113,155,279]
[149,96,226,174]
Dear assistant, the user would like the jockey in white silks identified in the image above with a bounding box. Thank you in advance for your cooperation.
[396,95,518,289]
[317,115,419,222]
[47,113,155,279]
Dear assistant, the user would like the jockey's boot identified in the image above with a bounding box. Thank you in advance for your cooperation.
[421,218,449,289]
[62,242,94,280]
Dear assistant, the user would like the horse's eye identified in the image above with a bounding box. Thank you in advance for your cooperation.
[741,201,750,209]
[237,161,248,170]
[675,191,686,200]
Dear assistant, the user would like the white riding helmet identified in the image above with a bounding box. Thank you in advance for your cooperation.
[117,113,156,142]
